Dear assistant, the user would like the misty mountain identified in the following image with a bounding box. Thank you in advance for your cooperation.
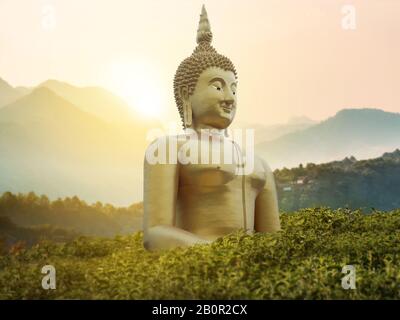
[257,108,400,169]
[14,86,32,96]
[0,78,25,107]
[0,87,151,205]
[38,79,139,124]
[237,116,316,144]
[1,76,399,206]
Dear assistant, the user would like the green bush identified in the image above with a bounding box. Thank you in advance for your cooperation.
[275,151,400,211]
[0,208,399,299]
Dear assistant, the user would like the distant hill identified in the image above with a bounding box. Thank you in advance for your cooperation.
[275,149,400,211]
[257,108,400,169]
[237,116,316,144]
[14,86,32,96]
[381,149,400,161]
[0,87,151,205]
[0,192,143,244]
[0,216,79,249]
[38,79,140,124]
[0,78,25,107]
[0,86,106,125]
[0,86,144,158]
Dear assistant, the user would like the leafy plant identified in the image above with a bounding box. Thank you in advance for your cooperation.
[0,208,399,300]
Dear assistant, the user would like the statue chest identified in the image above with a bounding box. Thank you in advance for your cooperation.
[176,137,266,192]
[176,159,266,237]
[175,140,266,236]
[179,161,266,192]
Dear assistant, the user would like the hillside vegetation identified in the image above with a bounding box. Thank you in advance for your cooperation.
[1,208,399,299]
[0,192,143,240]
[275,149,400,212]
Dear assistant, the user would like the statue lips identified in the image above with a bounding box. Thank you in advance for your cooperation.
[220,102,233,114]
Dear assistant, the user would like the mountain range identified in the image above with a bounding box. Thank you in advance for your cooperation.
[257,108,400,169]
[0,78,28,107]
[37,80,138,124]
[0,77,399,205]
[0,78,157,205]
[236,116,317,144]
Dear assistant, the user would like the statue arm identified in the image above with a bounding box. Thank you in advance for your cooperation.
[254,158,281,233]
[143,144,211,251]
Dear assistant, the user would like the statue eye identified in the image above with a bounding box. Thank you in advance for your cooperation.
[231,84,237,95]
[212,81,223,91]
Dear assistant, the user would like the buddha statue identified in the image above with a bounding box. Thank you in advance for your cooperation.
[143,5,280,251]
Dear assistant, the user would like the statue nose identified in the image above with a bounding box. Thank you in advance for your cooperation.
[224,89,235,104]
[224,98,234,104]
[221,99,234,109]
[223,101,234,108]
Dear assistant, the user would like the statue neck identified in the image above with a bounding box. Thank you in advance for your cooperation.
[190,123,226,137]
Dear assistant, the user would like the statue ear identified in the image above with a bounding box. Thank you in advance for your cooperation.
[180,86,192,128]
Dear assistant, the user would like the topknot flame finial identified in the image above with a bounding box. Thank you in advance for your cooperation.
[196,4,213,45]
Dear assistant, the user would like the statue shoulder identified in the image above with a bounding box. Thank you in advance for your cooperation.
[144,135,183,165]
[254,153,274,176]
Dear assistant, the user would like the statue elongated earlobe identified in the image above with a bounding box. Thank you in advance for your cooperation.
[180,86,192,128]
[183,101,192,128]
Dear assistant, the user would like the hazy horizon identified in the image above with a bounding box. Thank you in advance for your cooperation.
[1,0,399,126]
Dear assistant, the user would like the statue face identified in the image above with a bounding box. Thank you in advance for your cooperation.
[188,67,237,129]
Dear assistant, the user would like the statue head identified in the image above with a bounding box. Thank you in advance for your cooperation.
[173,5,238,130]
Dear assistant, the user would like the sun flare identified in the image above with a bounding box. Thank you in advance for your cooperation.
[108,60,165,118]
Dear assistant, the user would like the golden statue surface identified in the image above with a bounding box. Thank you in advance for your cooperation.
[143,5,280,251]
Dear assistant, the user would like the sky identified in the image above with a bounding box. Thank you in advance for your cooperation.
[0,0,399,126]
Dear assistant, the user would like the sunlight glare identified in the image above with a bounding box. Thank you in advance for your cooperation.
[109,60,165,118]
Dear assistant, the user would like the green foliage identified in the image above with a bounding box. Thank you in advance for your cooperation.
[1,208,399,299]
[275,150,400,211]
[0,192,143,238]
[0,216,79,248]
